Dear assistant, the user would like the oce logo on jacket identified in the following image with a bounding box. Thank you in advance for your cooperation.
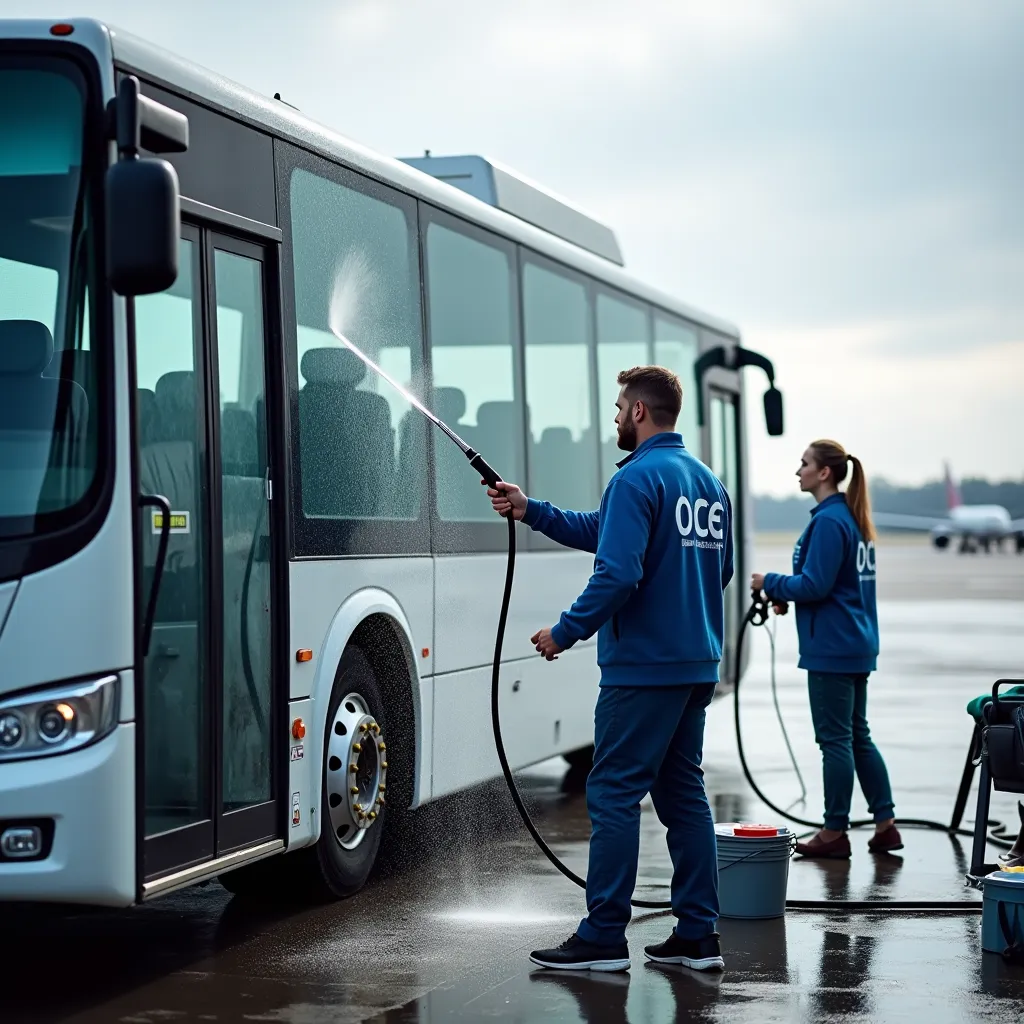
[675,495,726,551]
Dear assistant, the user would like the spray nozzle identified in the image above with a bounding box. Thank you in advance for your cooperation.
[748,587,770,627]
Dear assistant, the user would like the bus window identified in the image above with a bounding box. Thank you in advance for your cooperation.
[596,292,650,485]
[522,258,599,511]
[425,218,524,525]
[653,313,700,455]
[289,165,426,529]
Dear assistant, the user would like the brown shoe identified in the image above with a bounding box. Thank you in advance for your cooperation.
[795,832,851,859]
[868,825,904,853]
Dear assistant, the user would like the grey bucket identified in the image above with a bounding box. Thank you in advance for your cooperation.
[715,823,794,920]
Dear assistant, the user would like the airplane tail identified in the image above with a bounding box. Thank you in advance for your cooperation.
[944,461,962,510]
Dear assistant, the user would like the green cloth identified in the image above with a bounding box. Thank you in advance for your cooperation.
[967,687,1024,723]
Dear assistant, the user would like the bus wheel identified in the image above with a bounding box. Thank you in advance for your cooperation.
[563,745,594,772]
[312,645,391,898]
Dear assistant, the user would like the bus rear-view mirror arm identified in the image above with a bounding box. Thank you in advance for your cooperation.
[694,345,784,437]
[104,76,188,296]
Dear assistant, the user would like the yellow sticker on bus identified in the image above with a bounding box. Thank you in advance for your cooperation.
[151,510,191,534]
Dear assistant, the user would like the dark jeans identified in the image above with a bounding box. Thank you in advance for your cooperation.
[807,671,895,831]
[576,683,718,947]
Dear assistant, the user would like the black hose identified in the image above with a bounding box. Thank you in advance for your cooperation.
[733,592,1014,849]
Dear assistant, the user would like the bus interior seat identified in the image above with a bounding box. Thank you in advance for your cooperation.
[139,370,199,619]
[475,400,521,482]
[532,426,579,503]
[0,320,89,517]
[137,388,159,446]
[299,347,395,518]
[221,405,258,477]
[0,318,88,437]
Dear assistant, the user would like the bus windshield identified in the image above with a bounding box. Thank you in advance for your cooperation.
[0,57,96,537]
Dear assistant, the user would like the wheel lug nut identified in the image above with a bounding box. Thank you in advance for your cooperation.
[369,811,377,820]
[381,761,388,769]
[350,786,359,794]
[378,742,386,751]
[378,784,386,792]
[350,764,359,773]
[352,742,362,752]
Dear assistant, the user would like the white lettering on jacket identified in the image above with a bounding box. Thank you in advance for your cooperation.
[676,495,725,549]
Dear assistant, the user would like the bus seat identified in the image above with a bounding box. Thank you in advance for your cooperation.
[155,370,196,442]
[394,408,426,518]
[435,386,468,429]
[137,388,159,446]
[394,385,470,517]
[475,400,521,480]
[0,318,87,435]
[533,426,576,502]
[298,347,395,518]
[140,371,199,618]
[0,321,88,517]
[221,406,258,477]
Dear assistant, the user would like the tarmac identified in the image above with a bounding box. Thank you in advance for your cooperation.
[4,539,1024,1023]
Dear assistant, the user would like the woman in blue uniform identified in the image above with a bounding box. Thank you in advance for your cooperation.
[751,439,901,858]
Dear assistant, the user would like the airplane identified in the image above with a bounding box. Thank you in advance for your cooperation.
[873,463,1024,554]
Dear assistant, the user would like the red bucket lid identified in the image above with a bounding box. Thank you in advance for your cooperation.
[732,824,780,837]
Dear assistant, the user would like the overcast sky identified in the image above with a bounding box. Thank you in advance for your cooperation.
[18,0,1024,495]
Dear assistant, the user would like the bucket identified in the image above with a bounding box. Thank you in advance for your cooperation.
[715,823,794,920]
[981,871,1024,955]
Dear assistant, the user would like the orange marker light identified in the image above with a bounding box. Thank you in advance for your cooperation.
[292,718,306,740]
[50,23,75,36]
[421,647,429,658]
[296,649,313,663]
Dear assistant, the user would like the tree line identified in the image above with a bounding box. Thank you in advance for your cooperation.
[754,477,1024,532]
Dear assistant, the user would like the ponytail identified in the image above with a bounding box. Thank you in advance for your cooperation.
[809,439,876,541]
[845,455,876,542]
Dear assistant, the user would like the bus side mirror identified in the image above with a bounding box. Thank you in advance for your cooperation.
[104,75,187,297]
[764,385,784,436]
[106,158,180,296]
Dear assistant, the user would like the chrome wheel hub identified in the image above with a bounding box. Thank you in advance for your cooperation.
[325,692,388,850]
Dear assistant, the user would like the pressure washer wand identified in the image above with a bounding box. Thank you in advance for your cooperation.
[331,332,503,488]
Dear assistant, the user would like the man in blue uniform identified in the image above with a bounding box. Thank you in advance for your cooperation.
[487,365,733,973]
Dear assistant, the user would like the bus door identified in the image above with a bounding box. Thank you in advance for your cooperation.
[132,224,282,889]
[702,371,743,688]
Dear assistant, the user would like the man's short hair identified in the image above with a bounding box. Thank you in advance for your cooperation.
[617,365,682,428]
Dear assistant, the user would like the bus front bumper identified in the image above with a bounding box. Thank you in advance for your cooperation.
[0,724,136,906]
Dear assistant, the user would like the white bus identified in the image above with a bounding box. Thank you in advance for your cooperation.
[0,18,783,907]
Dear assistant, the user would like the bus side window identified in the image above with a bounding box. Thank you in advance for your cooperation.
[595,291,651,487]
[522,257,600,511]
[424,216,525,530]
[288,164,427,543]
[653,312,700,458]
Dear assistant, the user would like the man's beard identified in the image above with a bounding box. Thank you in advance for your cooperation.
[616,419,637,452]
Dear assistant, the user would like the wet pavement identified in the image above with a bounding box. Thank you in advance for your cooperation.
[4,541,1024,1023]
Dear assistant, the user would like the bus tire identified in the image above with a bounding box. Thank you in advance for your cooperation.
[308,644,392,899]
[563,745,594,772]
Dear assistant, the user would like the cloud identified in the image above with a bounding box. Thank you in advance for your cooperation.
[14,0,1024,491]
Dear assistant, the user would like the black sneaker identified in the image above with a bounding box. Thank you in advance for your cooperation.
[529,932,631,972]
[644,931,725,971]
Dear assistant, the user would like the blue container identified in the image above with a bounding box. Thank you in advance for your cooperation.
[981,871,1024,954]
[715,824,794,920]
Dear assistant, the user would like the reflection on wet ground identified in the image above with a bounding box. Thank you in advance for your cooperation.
[4,544,1024,1023]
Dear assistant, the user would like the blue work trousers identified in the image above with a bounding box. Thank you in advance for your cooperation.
[576,683,719,947]
[807,671,895,831]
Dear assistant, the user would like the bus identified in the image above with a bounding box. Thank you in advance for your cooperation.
[0,18,783,907]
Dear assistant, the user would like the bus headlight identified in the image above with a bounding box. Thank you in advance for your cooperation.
[0,676,118,761]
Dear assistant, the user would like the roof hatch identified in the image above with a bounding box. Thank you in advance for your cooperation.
[399,153,624,266]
